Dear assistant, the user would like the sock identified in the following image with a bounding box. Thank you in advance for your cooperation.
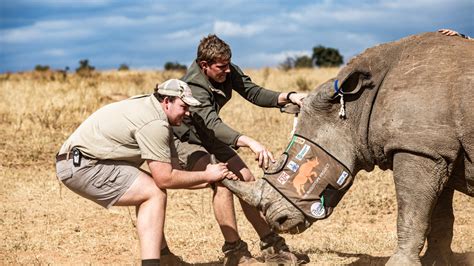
[260,231,276,242]
[142,259,160,266]
[224,239,240,248]
[160,246,171,256]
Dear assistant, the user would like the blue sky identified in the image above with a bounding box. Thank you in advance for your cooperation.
[1,0,473,73]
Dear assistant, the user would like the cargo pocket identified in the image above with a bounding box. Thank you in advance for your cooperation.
[56,162,73,181]
[92,164,119,188]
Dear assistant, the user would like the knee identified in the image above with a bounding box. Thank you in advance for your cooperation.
[146,186,167,204]
[240,168,255,182]
[214,185,234,200]
[226,155,255,182]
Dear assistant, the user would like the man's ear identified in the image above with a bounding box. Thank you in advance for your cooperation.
[198,60,209,70]
[162,96,171,109]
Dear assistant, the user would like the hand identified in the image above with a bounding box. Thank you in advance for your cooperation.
[249,141,275,169]
[224,171,239,181]
[204,163,234,183]
[438,29,460,37]
[288,92,307,106]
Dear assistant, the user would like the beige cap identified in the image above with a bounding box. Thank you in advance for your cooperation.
[157,79,201,106]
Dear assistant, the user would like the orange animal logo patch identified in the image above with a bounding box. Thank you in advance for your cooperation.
[292,157,320,196]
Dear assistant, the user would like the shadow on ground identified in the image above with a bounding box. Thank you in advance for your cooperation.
[298,248,473,265]
[173,252,473,265]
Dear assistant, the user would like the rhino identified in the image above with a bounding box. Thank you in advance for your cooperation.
[220,32,473,265]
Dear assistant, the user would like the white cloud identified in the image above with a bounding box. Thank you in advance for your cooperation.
[240,50,311,68]
[1,20,93,43]
[101,16,141,27]
[42,49,67,57]
[213,20,266,37]
[380,0,473,9]
[0,15,166,44]
[165,30,196,40]
[22,0,113,7]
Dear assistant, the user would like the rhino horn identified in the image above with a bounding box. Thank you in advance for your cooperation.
[220,178,263,208]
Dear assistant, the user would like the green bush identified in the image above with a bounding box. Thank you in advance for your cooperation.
[312,45,343,67]
[164,61,187,71]
[76,59,95,77]
[34,65,50,72]
[118,63,130,71]
[294,55,313,68]
[279,57,294,71]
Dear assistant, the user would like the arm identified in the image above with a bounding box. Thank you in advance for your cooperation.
[278,92,307,106]
[136,120,236,189]
[231,64,280,107]
[438,29,472,40]
[148,160,235,189]
[236,135,275,169]
[189,87,242,147]
[231,64,307,107]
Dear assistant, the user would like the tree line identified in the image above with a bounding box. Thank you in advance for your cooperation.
[34,45,343,73]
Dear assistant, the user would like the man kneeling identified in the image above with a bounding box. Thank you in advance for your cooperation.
[55,79,237,265]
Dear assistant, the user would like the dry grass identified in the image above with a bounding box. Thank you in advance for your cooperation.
[1,69,472,265]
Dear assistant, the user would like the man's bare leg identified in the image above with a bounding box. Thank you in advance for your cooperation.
[192,154,241,242]
[193,153,272,239]
[115,172,167,259]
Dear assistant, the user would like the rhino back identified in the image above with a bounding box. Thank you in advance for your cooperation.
[368,32,473,172]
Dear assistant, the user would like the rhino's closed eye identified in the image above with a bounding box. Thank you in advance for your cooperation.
[276,215,288,226]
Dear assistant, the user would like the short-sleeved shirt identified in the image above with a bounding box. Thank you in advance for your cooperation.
[59,94,173,166]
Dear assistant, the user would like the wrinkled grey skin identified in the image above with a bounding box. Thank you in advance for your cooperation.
[220,178,311,234]
[222,32,473,265]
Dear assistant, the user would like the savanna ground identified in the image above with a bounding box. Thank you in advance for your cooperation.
[0,68,472,265]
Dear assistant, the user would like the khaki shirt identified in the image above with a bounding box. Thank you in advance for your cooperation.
[59,95,173,166]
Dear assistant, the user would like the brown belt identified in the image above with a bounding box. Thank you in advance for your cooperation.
[56,149,93,162]
[55,152,71,162]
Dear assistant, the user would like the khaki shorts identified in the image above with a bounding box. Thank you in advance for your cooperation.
[55,157,141,209]
[174,137,237,170]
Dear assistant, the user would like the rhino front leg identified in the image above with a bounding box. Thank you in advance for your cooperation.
[387,152,448,266]
[422,186,455,265]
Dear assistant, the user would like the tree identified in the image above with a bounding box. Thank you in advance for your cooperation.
[279,55,313,70]
[76,59,95,75]
[34,64,50,72]
[164,61,187,71]
[312,45,343,67]
[118,63,130,71]
[294,55,313,68]
[279,57,295,71]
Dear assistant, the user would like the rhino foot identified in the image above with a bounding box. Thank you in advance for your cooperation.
[386,252,421,266]
[421,249,455,266]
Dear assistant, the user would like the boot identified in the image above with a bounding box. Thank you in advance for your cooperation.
[222,239,261,265]
[160,247,188,266]
[260,233,308,265]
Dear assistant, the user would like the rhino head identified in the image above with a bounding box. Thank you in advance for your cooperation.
[220,70,376,234]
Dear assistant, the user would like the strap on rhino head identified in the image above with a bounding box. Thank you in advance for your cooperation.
[263,134,354,222]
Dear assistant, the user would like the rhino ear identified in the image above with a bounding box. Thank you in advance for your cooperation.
[315,71,370,103]
[335,71,372,98]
